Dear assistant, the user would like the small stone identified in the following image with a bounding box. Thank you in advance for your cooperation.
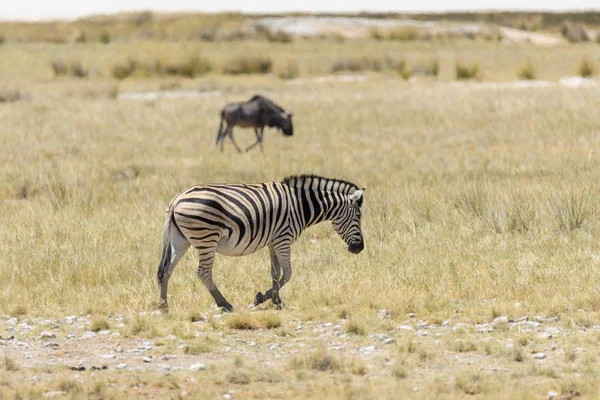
[514,302,521,308]
[116,363,128,370]
[442,320,450,327]
[377,309,390,320]
[416,330,429,337]
[39,331,56,339]
[44,342,59,348]
[359,345,377,353]
[161,354,175,361]
[476,323,493,333]
[142,357,152,363]
[533,352,546,359]
[492,316,508,325]
[100,354,116,359]
[80,331,96,339]
[43,391,67,399]
[408,313,416,318]
[190,363,206,371]
[268,344,279,350]
[548,390,558,399]
[397,325,413,331]
[223,395,232,400]
[157,363,170,370]
[7,318,18,325]
[383,338,397,345]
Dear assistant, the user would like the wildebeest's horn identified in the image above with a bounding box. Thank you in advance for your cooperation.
[284,108,293,117]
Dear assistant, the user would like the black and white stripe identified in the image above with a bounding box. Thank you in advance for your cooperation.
[157,174,365,312]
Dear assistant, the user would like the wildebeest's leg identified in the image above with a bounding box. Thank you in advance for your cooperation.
[258,127,264,153]
[219,125,231,153]
[245,128,262,152]
[157,220,191,312]
[254,246,282,306]
[197,247,234,312]
[228,128,243,153]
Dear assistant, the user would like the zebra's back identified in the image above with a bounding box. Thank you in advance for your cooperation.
[171,182,291,256]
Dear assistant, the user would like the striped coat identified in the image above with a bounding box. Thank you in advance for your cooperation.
[157,174,365,312]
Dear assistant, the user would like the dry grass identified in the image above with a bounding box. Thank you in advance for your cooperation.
[90,316,111,332]
[2,21,600,398]
[517,63,536,80]
[226,312,282,330]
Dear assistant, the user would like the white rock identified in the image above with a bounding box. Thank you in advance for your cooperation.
[43,391,67,399]
[492,316,508,325]
[359,345,377,352]
[100,354,116,359]
[157,363,171,371]
[416,330,429,337]
[377,309,390,319]
[80,331,96,339]
[397,325,413,331]
[7,318,18,325]
[223,395,232,400]
[548,390,558,399]
[190,363,206,371]
[142,357,152,363]
[383,338,397,345]
[116,363,128,369]
[39,331,56,339]
[533,352,546,359]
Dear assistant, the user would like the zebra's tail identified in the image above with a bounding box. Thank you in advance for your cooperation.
[215,114,226,146]
[157,206,175,286]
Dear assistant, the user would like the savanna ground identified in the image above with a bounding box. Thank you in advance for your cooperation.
[1,12,600,399]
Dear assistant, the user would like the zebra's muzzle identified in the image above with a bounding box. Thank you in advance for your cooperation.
[348,241,364,254]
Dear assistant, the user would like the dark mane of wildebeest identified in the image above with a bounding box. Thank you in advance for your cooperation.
[215,95,293,153]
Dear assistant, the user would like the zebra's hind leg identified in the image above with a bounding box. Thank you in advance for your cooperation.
[157,221,191,312]
[197,250,234,313]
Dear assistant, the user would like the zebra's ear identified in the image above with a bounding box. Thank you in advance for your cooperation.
[349,189,364,204]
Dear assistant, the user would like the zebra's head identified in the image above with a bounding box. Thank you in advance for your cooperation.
[332,188,365,254]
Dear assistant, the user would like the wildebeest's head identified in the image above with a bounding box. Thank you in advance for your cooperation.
[279,109,293,136]
[332,188,365,254]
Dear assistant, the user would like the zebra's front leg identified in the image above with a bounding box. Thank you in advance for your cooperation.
[254,246,281,307]
[197,251,234,313]
[254,245,291,310]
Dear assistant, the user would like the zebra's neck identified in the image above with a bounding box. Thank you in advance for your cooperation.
[292,187,345,229]
[282,175,358,230]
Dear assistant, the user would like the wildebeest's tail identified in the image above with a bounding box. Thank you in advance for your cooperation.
[157,205,175,285]
[215,111,226,145]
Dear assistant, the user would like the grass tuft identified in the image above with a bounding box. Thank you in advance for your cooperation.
[223,56,272,75]
[90,316,111,332]
[517,63,536,80]
[455,61,479,80]
[226,312,282,330]
[579,58,595,77]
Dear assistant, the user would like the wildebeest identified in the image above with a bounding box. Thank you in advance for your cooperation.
[215,95,293,153]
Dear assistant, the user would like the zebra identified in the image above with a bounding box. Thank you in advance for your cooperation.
[156,174,365,312]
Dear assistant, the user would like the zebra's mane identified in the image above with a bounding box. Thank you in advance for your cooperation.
[282,174,359,194]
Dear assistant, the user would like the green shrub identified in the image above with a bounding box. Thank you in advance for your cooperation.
[579,58,595,77]
[517,63,536,80]
[99,31,111,44]
[224,56,272,75]
[455,61,479,80]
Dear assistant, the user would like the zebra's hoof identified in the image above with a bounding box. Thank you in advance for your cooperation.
[254,292,264,307]
[222,305,234,313]
[275,302,285,311]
